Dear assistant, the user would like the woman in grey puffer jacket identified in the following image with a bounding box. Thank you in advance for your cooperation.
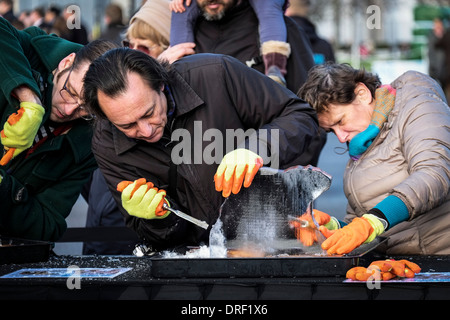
[299,63,450,255]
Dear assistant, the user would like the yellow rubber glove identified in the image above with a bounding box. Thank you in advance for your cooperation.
[321,214,385,255]
[290,209,340,247]
[0,102,45,165]
[346,259,421,281]
[117,178,170,219]
[214,148,263,198]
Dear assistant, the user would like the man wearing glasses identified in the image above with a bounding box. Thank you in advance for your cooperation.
[0,17,115,241]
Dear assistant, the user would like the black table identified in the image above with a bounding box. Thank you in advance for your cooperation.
[0,252,449,302]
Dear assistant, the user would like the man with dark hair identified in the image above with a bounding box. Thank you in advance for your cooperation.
[0,17,116,241]
[83,48,323,250]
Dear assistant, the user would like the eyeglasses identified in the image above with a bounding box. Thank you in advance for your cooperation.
[122,40,159,55]
[59,66,94,120]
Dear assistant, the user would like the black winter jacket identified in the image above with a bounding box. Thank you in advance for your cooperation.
[194,1,315,94]
[92,54,323,249]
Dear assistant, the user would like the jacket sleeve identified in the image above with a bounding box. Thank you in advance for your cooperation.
[219,55,324,167]
[0,18,44,108]
[0,150,97,242]
[91,120,188,249]
[393,78,450,218]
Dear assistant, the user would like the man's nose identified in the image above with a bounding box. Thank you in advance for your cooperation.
[62,103,79,116]
[137,121,153,137]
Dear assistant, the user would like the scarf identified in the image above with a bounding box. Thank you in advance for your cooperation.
[349,84,396,160]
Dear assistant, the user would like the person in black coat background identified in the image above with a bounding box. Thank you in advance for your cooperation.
[285,0,335,65]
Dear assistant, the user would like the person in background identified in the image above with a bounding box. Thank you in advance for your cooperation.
[298,63,450,255]
[61,4,89,45]
[0,17,116,242]
[44,5,60,29]
[168,0,314,93]
[0,0,17,25]
[28,6,51,33]
[83,48,323,251]
[285,0,335,65]
[98,3,126,46]
[17,10,31,29]
[171,0,326,167]
[427,18,445,86]
[170,0,291,86]
[436,23,450,103]
[123,0,195,62]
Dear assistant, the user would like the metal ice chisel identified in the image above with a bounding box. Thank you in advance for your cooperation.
[162,203,209,230]
[287,215,309,228]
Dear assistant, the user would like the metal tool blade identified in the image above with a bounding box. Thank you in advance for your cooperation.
[287,215,309,228]
[162,204,209,230]
[309,201,320,229]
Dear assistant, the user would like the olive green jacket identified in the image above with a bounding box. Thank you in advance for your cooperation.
[0,18,96,241]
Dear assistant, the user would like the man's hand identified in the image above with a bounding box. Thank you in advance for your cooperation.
[117,178,169,219]
[214,149,263,198]
[1,102,45,165]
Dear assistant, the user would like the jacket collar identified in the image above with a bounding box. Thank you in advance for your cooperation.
[112,70,204,155]
[169,68,204,116]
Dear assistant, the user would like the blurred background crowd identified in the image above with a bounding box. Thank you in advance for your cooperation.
[2,0,449,86]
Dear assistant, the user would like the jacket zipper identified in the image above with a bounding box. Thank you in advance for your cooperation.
[347,123,388,215]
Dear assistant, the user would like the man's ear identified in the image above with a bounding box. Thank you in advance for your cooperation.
[57,52,76,71]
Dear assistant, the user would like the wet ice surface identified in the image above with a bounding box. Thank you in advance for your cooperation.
[161,166,332,259]
[220,166,331,248]
[161,218,227,259]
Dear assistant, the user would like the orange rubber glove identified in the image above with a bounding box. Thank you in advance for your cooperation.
[214,148,263,198]
[321,214,385,255]
[290,209,339,246]
[1,102,45,166]
[346,259,421,281]
[117,178,169,219]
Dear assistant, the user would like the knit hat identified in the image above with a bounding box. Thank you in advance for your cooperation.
[130,0,171,42]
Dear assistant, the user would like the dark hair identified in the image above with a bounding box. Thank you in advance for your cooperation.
[83,47,170,120]
[72,39,118,72]
[297,62,381,114]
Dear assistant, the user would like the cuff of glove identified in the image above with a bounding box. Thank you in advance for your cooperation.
[370,195,409,229]
[323,216,340,230]
[156,198,171,219]
[362,213,386,244]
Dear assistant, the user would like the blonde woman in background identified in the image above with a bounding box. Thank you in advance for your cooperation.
[123,0,196,63]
